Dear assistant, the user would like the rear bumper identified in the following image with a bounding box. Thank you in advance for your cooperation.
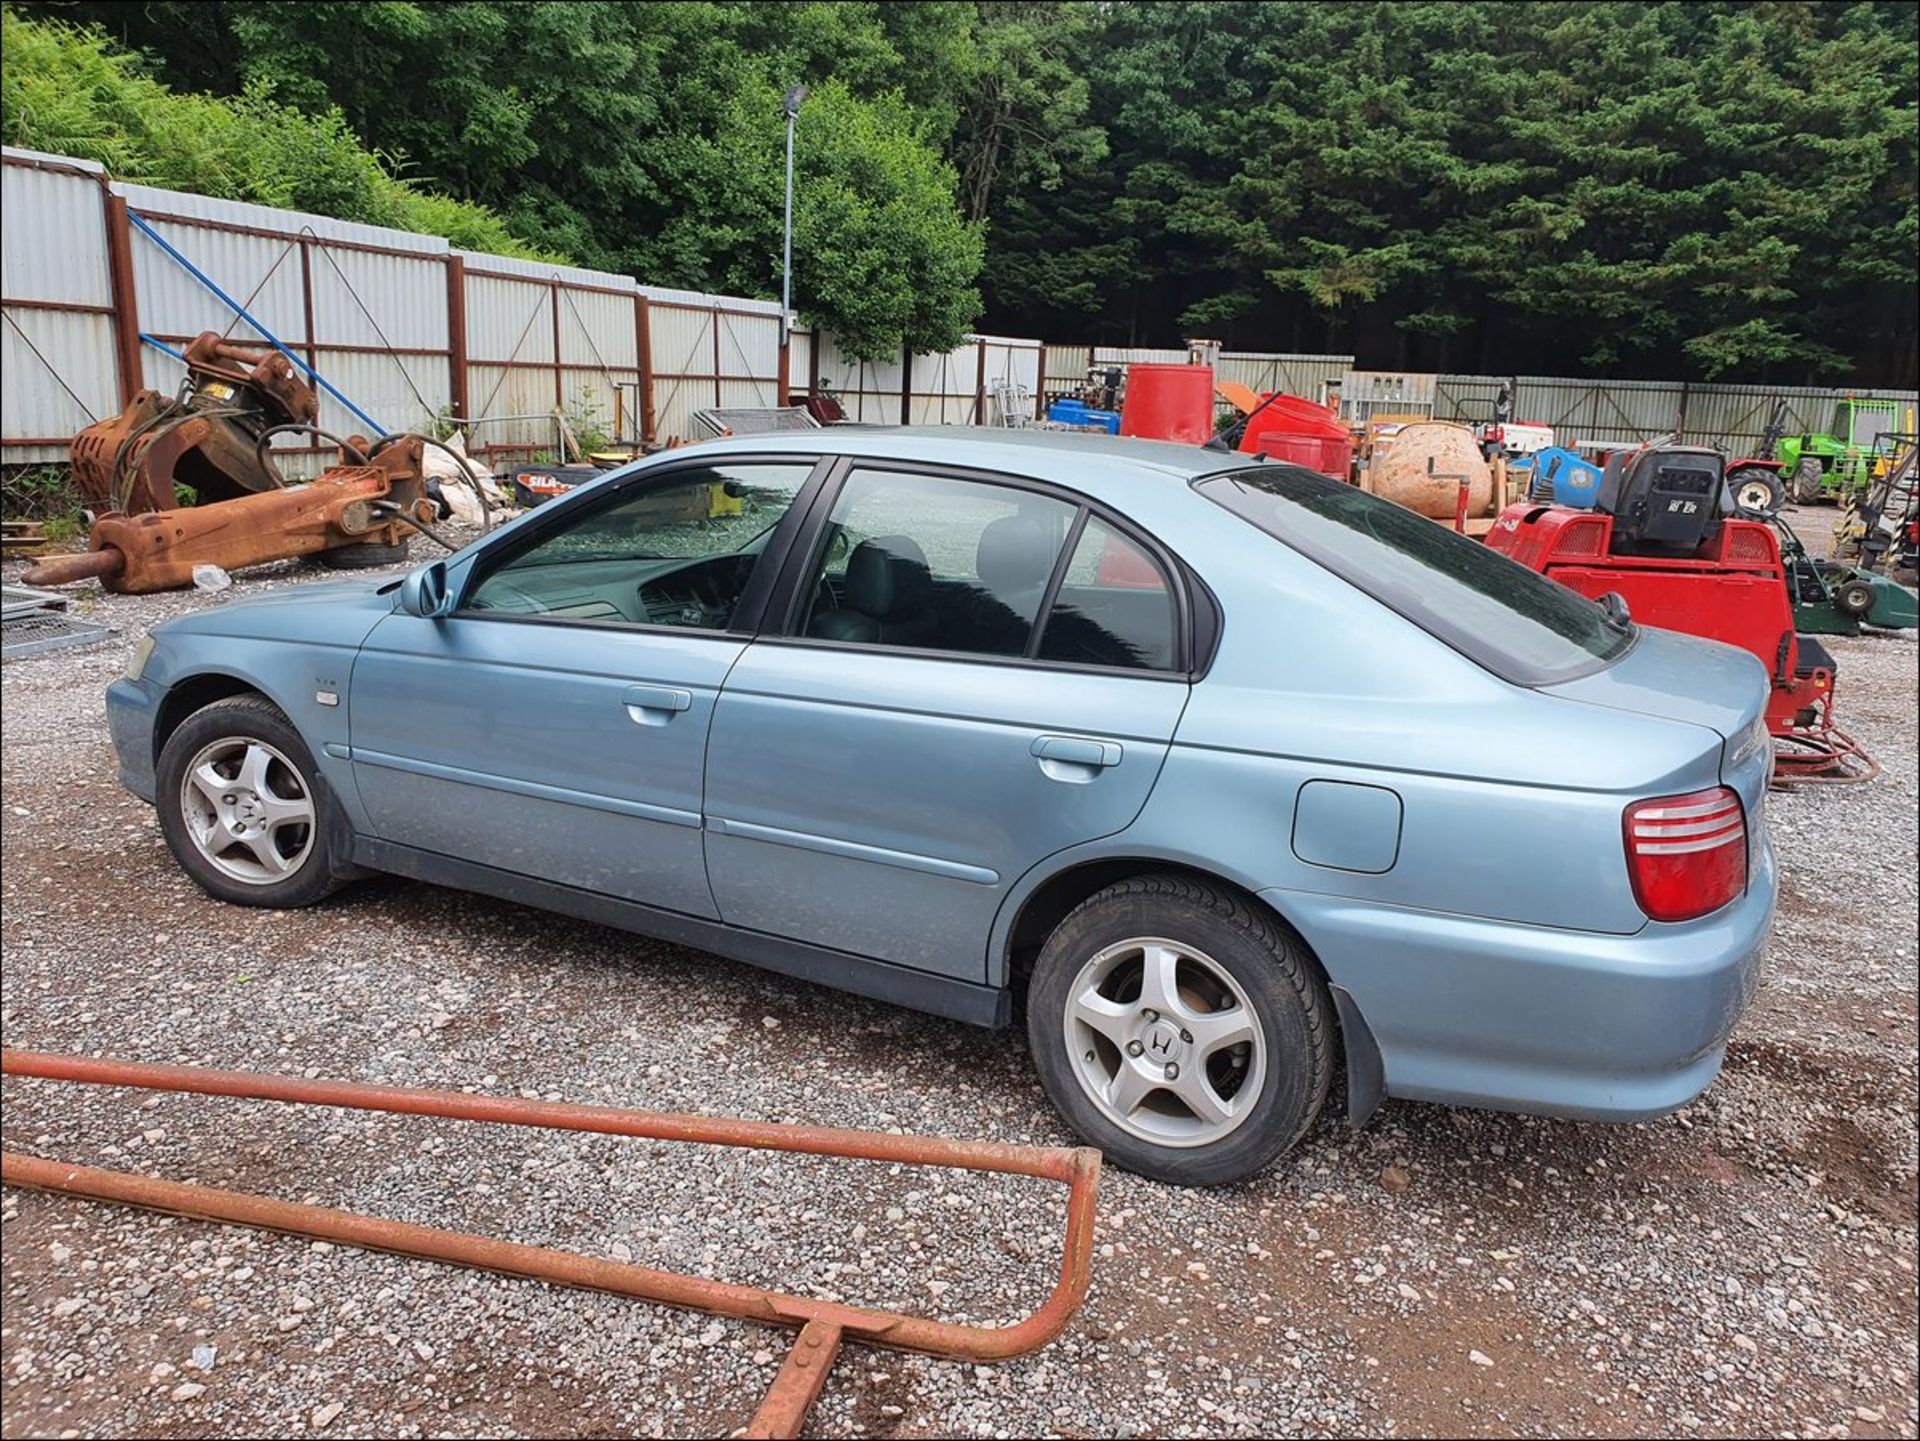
[106,677,160,803]
[1265,834,1776,1122]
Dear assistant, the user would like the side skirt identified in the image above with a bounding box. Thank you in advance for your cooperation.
[352,837,1012,1029]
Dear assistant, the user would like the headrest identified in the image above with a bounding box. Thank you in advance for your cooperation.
[844,534,932,619]
[975,515,1059,600]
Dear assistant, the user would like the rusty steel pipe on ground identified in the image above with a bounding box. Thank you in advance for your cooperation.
[1,1050,1102,1438]
[23,439,435,594]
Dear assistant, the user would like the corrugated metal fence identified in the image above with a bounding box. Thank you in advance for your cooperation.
[1430,376,1919,452]
[7,144,1909,479]
[1,146,1044,478]
[1041,350,1915,453]
[1045,347,1357,409]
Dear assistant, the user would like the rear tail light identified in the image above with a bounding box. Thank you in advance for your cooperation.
[1623,786,1747,922]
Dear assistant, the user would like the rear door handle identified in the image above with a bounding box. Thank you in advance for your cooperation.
[624,684,692,725]
[1031,735,1123,768]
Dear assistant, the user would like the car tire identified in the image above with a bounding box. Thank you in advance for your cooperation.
[1790,457,1826,506]
[156,695,348,908]
[318,538,410,570]
[1027,873,1333,1186]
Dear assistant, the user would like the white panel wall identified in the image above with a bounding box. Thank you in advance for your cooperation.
[1,153,117,459]
[3,145,1052,475]
[2,153,111,307]
[2,309,119,457]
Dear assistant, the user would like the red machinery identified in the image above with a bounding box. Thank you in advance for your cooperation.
[1486,446,1874,782]
[1236,393,1353,479]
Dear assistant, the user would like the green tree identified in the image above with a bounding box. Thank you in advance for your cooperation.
[0,7,553,256]
[13,1,1915,383]
[15,0,991,355]
[691,80,984,357]
[976,0,1916,384]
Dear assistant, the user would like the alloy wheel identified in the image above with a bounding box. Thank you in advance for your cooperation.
[1062,937,1267,1148]
[177,737,317,885]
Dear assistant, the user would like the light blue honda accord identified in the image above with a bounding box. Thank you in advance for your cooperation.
[107,429,1776,1184]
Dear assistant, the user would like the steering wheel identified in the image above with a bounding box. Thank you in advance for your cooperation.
[638,556,743,627]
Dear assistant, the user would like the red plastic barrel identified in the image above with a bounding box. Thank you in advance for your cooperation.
[1238,394,1353,480]
[1119,364,1216,445]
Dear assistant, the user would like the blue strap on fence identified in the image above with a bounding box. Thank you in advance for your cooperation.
[140,333,186,361]
[125,210,385,435]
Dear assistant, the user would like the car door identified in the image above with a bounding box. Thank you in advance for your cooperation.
[348,457,820,919]
[703,462,1194,979]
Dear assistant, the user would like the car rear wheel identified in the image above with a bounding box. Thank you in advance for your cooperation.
[156,695,346,908]
[1027,874,1333,1185]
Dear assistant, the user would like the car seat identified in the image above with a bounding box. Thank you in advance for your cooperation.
[808,534,934,644]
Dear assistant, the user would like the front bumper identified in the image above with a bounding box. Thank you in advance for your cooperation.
[1267,835,1776,1123]
[106,676,160,803]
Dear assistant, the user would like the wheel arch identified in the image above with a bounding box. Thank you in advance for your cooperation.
[999,854,1385,1127]
[151,672,367,886]
[152,672,275,767]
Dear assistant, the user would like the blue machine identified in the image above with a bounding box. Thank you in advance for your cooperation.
[1046,399,1121,434]
[1518,446,1605,508]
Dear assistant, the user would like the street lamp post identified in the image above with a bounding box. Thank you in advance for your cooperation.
[780,84,808,403]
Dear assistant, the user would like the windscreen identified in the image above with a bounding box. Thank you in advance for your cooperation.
[1199,466,1634,685]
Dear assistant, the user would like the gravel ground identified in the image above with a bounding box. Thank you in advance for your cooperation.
[2,512,1915,1440]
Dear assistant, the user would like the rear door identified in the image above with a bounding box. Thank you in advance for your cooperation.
[348,457,820,919]
[702,463,1194,980]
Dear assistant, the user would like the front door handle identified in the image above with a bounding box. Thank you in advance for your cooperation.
[624,684,692,725]
[1030,734,1123,780]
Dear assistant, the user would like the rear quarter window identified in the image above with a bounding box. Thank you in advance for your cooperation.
[1198,466,1633,685]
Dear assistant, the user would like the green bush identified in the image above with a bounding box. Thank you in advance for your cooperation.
[0,8,560,261]
[0,462,80,524]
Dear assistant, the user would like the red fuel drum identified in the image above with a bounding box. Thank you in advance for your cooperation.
[1119,364,1216,445]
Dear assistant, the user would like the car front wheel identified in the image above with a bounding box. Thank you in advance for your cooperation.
[1027,874,1333,1185]
[156,695,347,908]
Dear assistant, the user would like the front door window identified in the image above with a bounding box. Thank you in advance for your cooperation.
[465,463,811,629]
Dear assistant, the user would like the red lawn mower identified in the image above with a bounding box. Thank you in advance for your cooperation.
[1485,445,1877,784]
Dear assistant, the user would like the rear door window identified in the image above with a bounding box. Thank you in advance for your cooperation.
[797,469,1078,657]
[1035,517,1177,671]
[1198,465,1633,685]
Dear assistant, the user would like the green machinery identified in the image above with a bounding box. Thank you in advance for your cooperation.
[1775,512,1920,635]
[1777,395,1914,504]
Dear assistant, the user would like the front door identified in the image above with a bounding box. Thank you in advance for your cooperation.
[704,464,1193,979]
[348,458,818,919]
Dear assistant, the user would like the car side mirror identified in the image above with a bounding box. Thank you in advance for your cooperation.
[399,560,454,619]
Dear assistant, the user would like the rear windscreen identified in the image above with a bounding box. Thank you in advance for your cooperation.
[1198,466,1634,686]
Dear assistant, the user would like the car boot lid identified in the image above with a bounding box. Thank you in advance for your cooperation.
[1541,624,1769,743]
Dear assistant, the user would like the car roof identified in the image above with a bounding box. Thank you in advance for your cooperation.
[679,425,1262,488]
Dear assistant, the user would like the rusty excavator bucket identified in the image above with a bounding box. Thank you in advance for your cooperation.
[27,334,455,595]
[71,331,319,516]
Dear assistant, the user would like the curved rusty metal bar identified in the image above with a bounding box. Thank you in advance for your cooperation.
[0,1048,1101,1423]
